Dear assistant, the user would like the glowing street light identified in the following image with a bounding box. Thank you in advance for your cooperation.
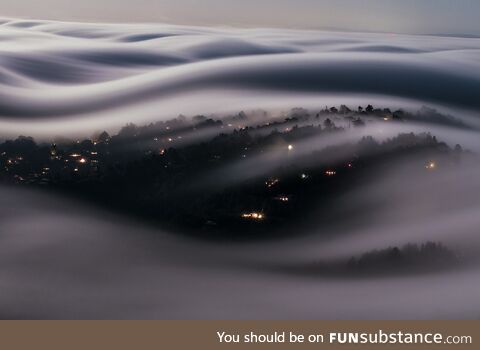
[425,161,436,170]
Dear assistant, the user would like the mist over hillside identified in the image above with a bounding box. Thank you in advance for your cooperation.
[1,19,480,319]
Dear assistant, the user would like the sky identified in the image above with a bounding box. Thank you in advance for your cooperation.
[0,0,479,35]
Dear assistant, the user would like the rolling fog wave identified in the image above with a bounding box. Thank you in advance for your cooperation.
[0,18,480,136]
[1,19,480,320]
[1,185,480,319]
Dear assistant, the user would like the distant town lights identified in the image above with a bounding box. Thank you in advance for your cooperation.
[266,178,280,188]
[241,212,265,220]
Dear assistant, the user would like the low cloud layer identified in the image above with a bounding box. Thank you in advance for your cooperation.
[2,153,480,320]
[0,19,479,136]
[1,19,480,320]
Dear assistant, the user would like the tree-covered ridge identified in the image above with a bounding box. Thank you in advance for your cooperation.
[0,106,471,238]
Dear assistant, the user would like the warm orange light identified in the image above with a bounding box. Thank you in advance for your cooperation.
[241,212,265,220]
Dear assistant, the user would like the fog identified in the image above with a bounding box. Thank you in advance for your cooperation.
[195,120,480,190]
[1,149,480,319]
[0,19,479,137]
[2,0,480,35]
[1,18,480,319]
